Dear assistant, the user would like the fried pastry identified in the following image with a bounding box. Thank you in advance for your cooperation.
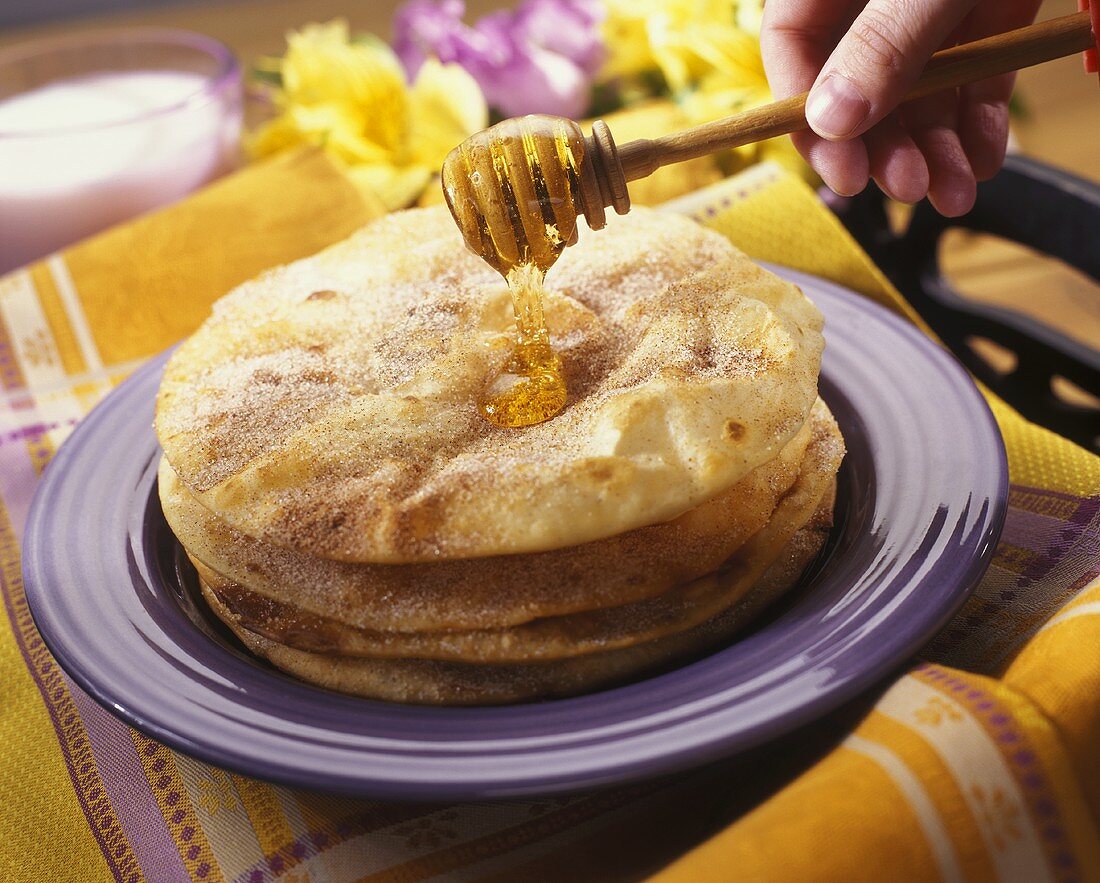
[155,206,843,704]
[200,485,836,704]
[157,207,824,562]
[159,405,827,633]
[182,402,840,664]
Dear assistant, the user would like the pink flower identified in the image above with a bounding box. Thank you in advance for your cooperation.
[393,0,604,119]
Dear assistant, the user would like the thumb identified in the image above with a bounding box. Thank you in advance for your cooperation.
[805,0,977,140]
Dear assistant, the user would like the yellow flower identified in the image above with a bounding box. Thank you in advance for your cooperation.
[599,0,663,81]
[601,0,764,89]
[734,0,764,36]
[600,1,813,183]
[248,20,487,210]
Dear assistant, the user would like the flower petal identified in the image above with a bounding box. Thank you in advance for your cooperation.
[393,0,498,81]
[512,0,606,76]
[345,162,434,211]
[471,15,592,118]
[393,0,601,118]
[406,58,488,166]
[282,19,409,153]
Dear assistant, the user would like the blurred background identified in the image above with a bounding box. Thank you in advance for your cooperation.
[2,0,1095,178]
[3,0,1095,173]
[1,0,1097,368]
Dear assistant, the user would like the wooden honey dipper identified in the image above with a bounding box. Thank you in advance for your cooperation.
[442,9,1099,262]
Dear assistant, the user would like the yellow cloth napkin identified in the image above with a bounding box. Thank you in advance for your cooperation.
[1,148,1097,883]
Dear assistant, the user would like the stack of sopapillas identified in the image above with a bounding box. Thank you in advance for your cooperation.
[155,207,844,704]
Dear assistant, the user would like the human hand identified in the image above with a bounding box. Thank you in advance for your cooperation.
[761,0,1042,215]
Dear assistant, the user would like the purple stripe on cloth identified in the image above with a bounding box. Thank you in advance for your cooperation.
[927,485,1100,672]
[0,439,38,542]
[230,801,453,883]
[998,492,1100,603]
[917,664,1081,881]
[1000,495,1100,581]
[0,433,150,880]
[67,675,194,883]
[1010,485,1100,506]
[0,418,80,449]
[992,486,1095,575]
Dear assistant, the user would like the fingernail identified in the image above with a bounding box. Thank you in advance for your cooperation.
[806,75,870,139]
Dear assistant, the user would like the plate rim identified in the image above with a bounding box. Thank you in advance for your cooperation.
[22,265,1009,799]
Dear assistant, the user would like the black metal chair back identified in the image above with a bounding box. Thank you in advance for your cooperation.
[834,155,1100,455]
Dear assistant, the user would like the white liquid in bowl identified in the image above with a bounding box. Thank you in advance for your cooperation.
[0,70,241,273]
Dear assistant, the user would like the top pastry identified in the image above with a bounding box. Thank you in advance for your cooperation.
[155,206,824,563]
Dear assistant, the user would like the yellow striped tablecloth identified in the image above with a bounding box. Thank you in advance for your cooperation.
[0,149,1097,882]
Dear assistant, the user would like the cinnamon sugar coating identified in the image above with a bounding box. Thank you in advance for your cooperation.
[156,207,824,563]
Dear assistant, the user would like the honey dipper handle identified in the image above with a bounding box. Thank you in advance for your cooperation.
[615,10,1097,181]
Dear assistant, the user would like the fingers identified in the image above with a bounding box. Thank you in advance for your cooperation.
[761,0,855,99]
[793,130,870,196]
[760,0,1031,209]
[864,115,929,203]
[805,0,977,140]
[955,0,1042,180]
[901,91,976,216]
[957,75,1013,181]
[762,0,973,203]
[762,0,869,196]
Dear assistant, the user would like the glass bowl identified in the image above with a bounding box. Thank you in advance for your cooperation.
[0,28,243,273]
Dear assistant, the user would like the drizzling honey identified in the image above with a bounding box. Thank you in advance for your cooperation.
[478,264,566,427]
[442,115,587,428]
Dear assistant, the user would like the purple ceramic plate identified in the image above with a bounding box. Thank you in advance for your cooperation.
[23,267,1007,800]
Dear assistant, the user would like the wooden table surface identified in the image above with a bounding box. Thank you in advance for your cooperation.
[3,0,1098,360]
